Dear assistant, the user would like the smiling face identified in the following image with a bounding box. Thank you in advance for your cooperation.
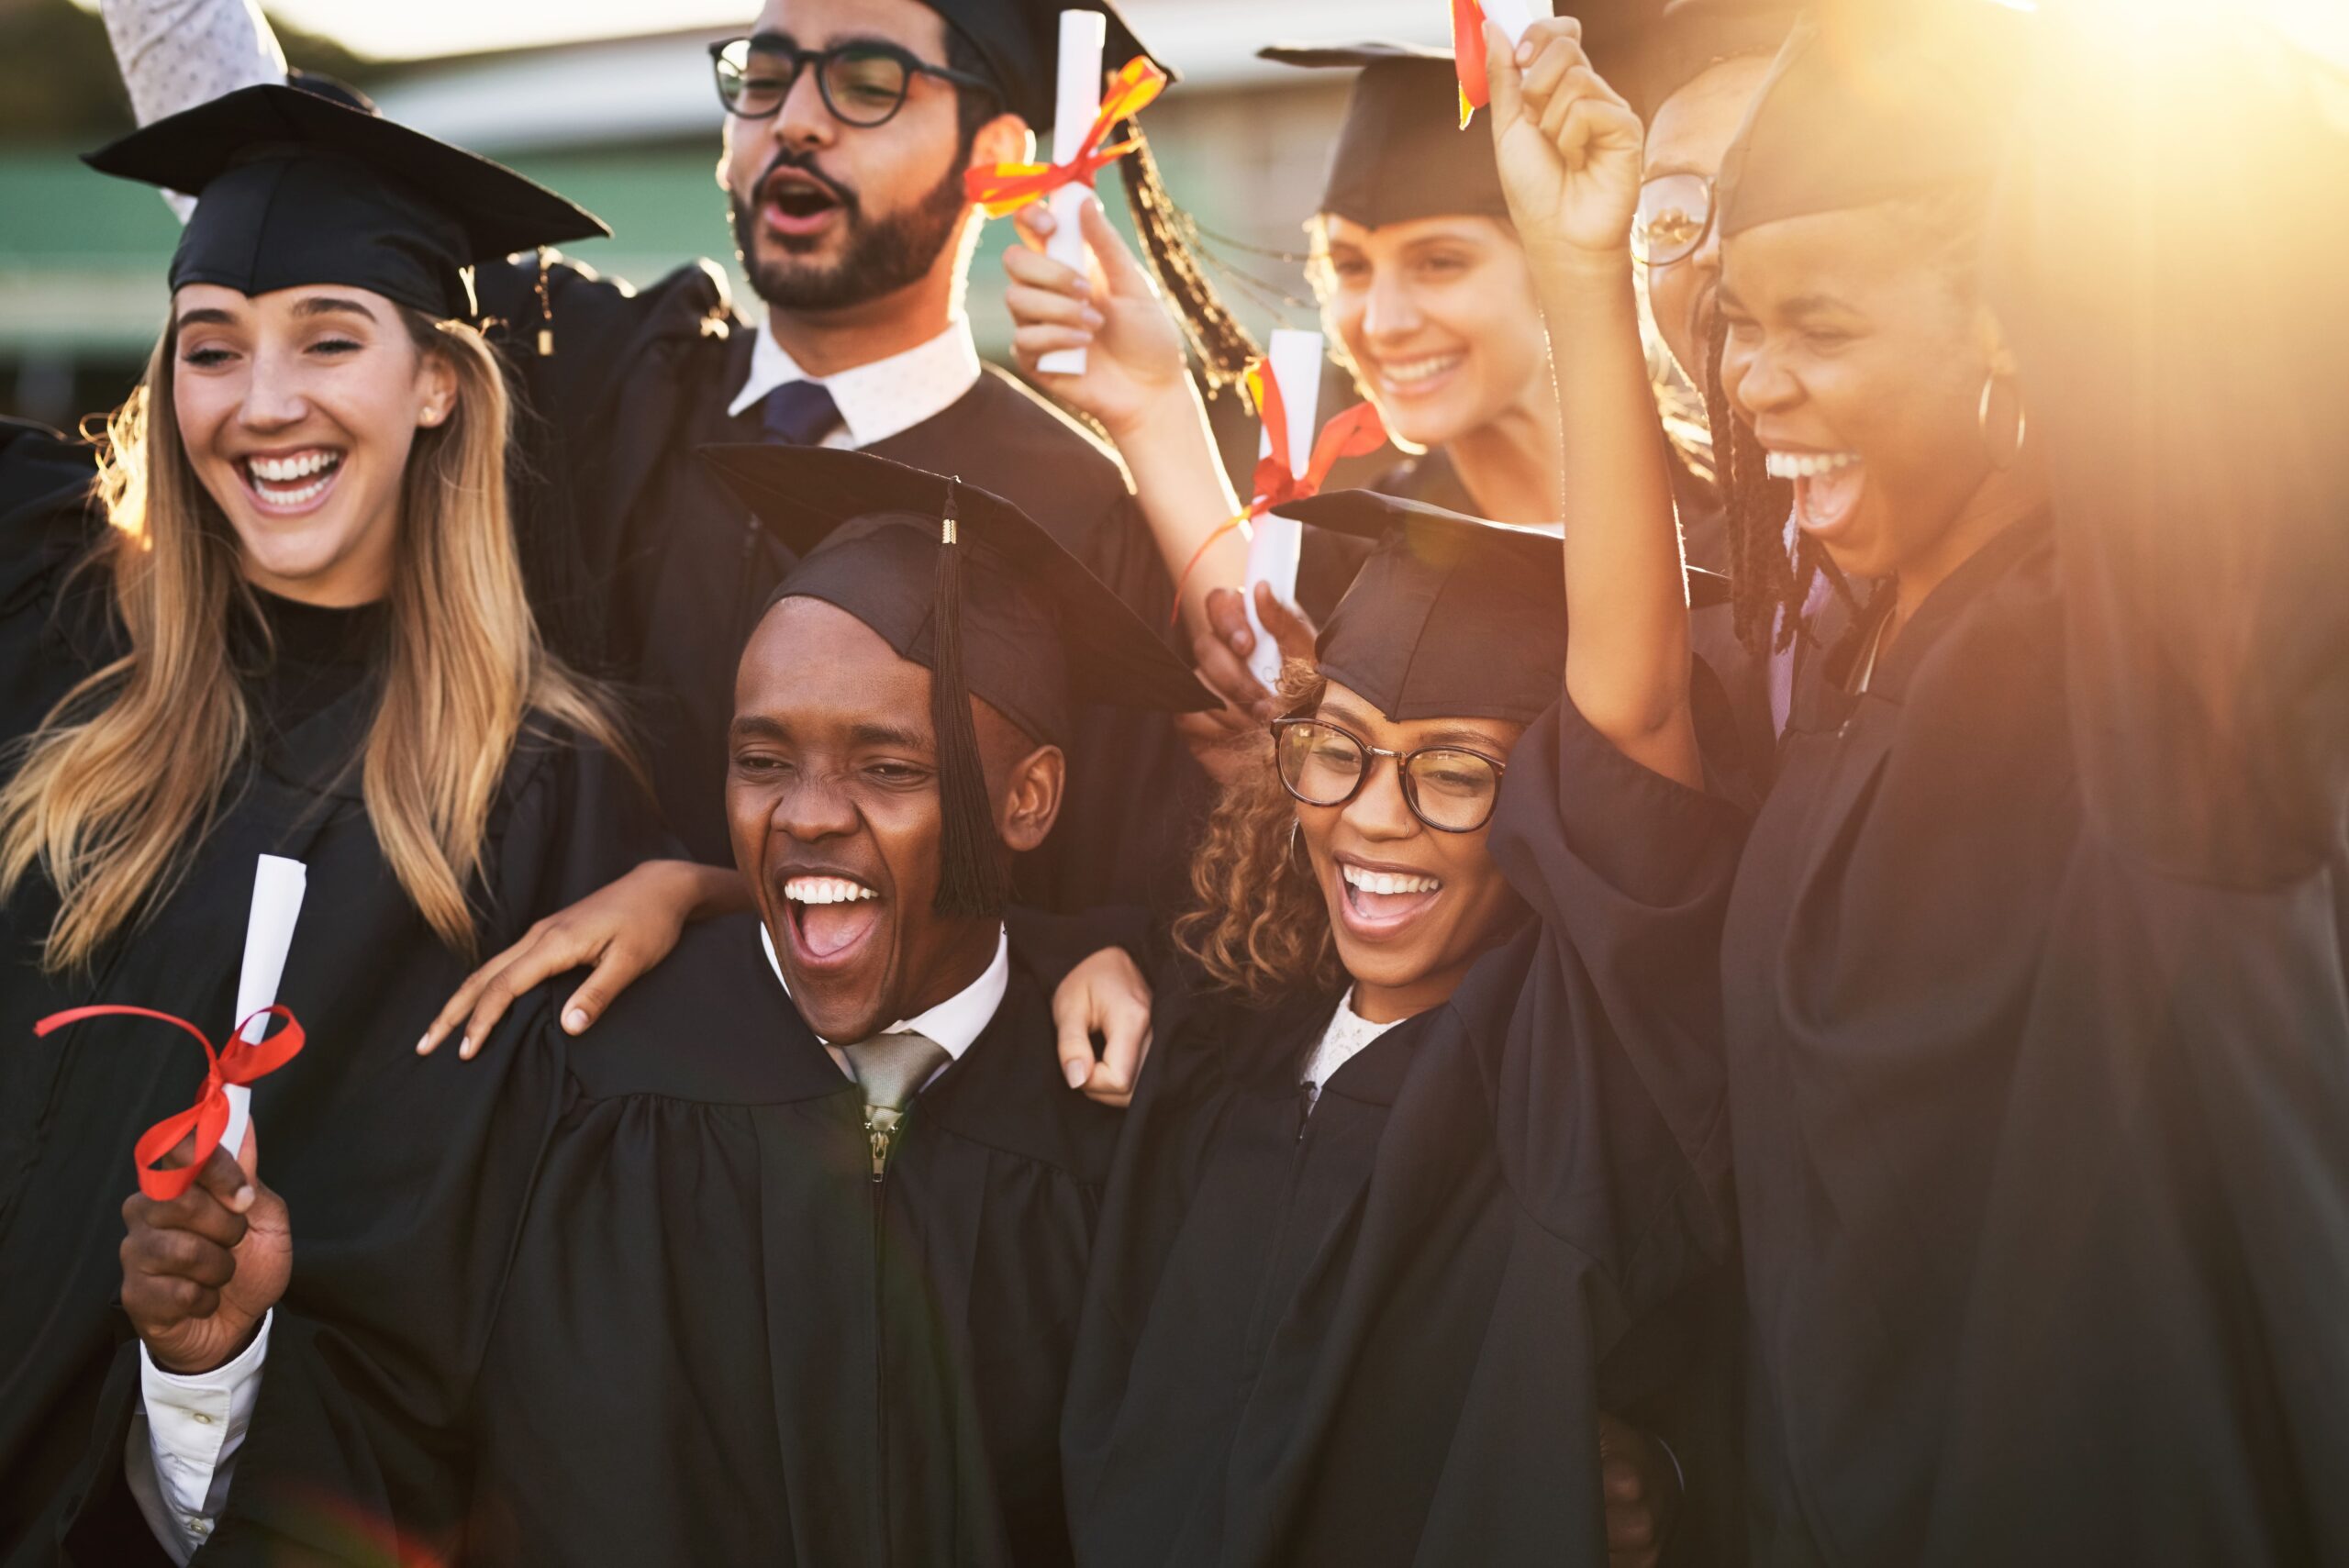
[1314,213,1548,451]
[719,0,1019,315]
[170,283,453,606]
[1642,53,1776,385]
[1292,681,1528,1023]
[728,595,1062,1042]
[1717,202,2033,590]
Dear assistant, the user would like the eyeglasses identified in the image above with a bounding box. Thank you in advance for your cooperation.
[1272,718,1508,834]
[1633,172,1716,268]
[709,35,996,128]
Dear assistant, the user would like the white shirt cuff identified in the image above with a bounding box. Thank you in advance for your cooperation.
[134,1309,273,1556]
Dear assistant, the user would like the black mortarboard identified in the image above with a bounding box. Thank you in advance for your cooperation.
[918,0,1165,128]
[1623,0,1801,124]
[1263,42,1512,228]
[1717,0,2036,239]
[1279,489,1728,726]
[82,83,607,322]
[702,444,1213,917]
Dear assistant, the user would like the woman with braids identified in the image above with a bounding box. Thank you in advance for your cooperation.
[0,92,663,1558]
[1033,25,1752,1566]
[1559,0,2349,1559]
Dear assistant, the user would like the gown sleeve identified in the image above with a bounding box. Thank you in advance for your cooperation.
[478,723,680,951]
[1990,8,2349,888]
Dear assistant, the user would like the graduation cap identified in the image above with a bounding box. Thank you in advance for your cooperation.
[1621,0,1802,124]
[701,443,1215,917]
[1717,0,2037,239]
[82,83,608,322]
[1262,42,1512,229]
[918,0,1165,129]
[1277,488,1729,726]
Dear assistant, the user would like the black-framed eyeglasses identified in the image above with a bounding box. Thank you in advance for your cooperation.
[709,35,996,128]
[1633,172,1716,268]
[1272,717,1509,835]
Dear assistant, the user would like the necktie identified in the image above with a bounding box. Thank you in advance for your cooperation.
[761,378,843,447]
[841,1029,951,1178]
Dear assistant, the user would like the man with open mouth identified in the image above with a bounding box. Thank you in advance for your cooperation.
[82,445,1217,1564]
[96,0,1226,918]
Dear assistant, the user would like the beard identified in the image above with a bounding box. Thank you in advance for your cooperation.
[731,147,971,314]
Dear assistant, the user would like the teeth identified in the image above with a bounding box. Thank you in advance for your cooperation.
[785,876,877,906]
[255,476,330,506]
[1379,354,1462,387]
[248,450,339,483]
[1764,450,1861,481]
[1341,865,1442,896]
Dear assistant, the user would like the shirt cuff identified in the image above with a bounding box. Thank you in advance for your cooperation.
[137,1309,273,1551]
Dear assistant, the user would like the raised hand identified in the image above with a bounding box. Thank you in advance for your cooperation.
[120,1138,290,1374]
[1052,944,1156,1107]
[1173,585,1319,785]
[1485,17,1646,264]
[1004,195,1194,440]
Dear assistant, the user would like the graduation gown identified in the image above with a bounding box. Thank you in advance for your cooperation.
[1060,695,1746,1567]
[474,258,1210,913]
[0,456,669,1561]
[80,914,1123,1567]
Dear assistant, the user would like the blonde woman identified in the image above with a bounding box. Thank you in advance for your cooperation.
[0,87,663,1556]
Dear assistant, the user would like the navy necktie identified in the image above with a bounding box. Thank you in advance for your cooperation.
[761,379,843,447]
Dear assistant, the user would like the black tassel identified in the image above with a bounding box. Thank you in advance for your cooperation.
[930,483,1014,918]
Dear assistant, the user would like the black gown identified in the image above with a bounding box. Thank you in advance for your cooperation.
[474,257,1211,913]
[0,445,670,1562]
[1060,695,1747,1567]
[57,914,1124,1567]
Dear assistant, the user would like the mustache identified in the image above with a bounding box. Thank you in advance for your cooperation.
[751,147,858,217]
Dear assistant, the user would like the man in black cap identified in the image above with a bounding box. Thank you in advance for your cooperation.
[95,0,1226,914]
[76,446,1216,1567]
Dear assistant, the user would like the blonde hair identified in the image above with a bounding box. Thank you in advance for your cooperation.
[1172,662,1342,1005]
[0,312,629,972]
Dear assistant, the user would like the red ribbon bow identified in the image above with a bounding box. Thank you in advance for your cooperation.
[1453,0,1493,128]
[1168,361,1388,626]
[36,1004,305,1200]
[963,57,1169,216]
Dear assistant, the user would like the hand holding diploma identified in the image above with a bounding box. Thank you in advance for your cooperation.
[119,1137,290,1374]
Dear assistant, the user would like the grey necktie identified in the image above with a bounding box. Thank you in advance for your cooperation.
[841,1030,951,1178]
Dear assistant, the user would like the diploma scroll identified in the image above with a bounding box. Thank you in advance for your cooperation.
[1483,0,1537,46]
[225,855,306,1162]
[1243,329,1325,689]
[1040,9,1108,377]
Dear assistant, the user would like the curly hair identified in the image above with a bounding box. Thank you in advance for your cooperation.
[1172,662,1342,1006]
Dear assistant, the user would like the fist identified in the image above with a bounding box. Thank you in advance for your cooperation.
[120,1140,291,1374]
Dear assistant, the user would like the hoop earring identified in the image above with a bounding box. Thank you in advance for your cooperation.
[1977,373,2027,471]
[1287,817,1304,865]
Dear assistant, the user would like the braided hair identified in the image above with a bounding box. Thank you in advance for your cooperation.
[1703,308,1855,659]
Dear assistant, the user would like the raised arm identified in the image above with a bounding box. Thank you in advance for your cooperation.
[100,0,288,218]
[1003,198,1247,643]
[1486,19,1699,789]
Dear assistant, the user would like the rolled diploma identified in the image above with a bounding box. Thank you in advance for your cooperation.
[1482,0,1538,46]
[224,855,306,1162]
[1038,9,1108,377]
[1243,328,1324,689]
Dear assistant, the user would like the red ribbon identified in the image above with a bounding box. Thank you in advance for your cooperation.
[963,57,1169,216]
[36,1004,305,1201]
[1453,0,1492,128]
[1168,359,1389,626]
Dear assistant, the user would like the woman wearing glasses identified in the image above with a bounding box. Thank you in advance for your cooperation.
[1048,28,1745,1567]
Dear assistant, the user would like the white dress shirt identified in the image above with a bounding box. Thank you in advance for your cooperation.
[1300,990,1407,1114]
[127,1311,273,1564]
[727,317,984,451]
[759,918,1009,1089]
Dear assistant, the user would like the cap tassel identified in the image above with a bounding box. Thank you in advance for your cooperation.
[1116,125,1259,395]
[930,482,1014,919]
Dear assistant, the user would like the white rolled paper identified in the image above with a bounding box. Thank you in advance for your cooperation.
[224,854,306,1162]
[1243,328,1325,689]
[1038,9,1108,377]
[1482,0,1539,46]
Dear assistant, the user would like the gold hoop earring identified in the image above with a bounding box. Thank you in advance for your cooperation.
[1977,373,2027,471]
[1287,817,1304,865]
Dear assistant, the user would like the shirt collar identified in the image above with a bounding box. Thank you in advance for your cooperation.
[728,316,984,448]
[758,919,1008,1062]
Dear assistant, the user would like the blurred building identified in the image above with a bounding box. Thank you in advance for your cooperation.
[0,0,1457,428]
